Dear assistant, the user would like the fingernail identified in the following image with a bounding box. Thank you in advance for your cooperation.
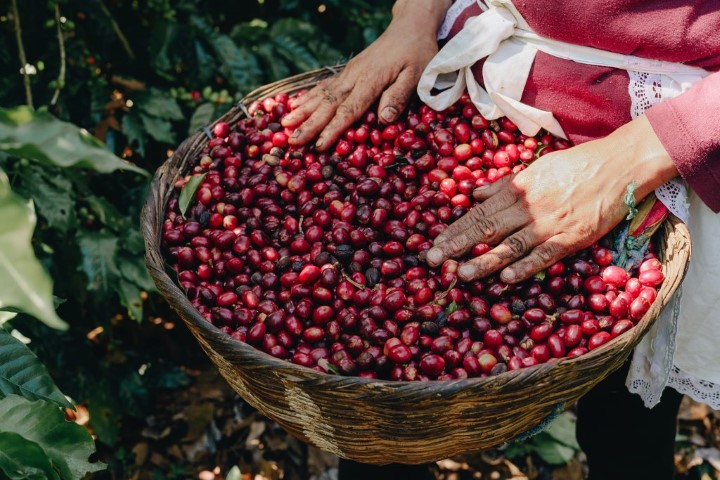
[290,129,301,139]
[380,106,397,123]
[458,264,476,281]
[473,186,489,198]
[426,247,443,265]
[501,270,516,283]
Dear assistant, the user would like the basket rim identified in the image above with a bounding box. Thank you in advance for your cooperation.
[141,66,692,393]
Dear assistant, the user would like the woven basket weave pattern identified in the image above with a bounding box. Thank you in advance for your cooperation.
[142,68,691,464]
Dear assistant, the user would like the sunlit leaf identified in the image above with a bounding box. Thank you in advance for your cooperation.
[0,106,147,176]
[0,170,66,330]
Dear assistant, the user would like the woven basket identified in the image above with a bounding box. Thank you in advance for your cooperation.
[142,67,691,465]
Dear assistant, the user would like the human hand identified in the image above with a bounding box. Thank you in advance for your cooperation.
[281,0,451,151]
[425,116,680,283]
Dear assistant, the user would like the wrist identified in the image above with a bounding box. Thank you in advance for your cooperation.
[391,0,452,33]
[601,115,679,201]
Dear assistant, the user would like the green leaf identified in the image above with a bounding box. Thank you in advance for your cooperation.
[14,165,76,234]
[532,432,577,465]
[445,301,459,314]
[0,329,71,408]
[120,229,147,256]
[136,88,184,121]
[116,279,143,322]
[0,395,104,479]
[533,270,546,281]
[0,432,59,480]
[0,170,66,330]
[119,256,156,292]
[188,103,216,135]
[121,113,147,157]
[77,231,120,296]
[179,173,206,218]
[0,106,147,176]
[544,411,580,450]
[194,17,262,91]
[140,113,175,145]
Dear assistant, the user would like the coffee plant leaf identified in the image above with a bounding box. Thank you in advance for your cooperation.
[0,432,59,480]
[77,231,121,297]
[0,107,147,176]
[121,113,147,157]
[137,88,184,121]
[140,113,176,145]
[13,165,77,235]
[0,171,67,330]
[115,279,143,322]
[179,172,207,218]
[188,103,217,135]
[0,395,105,479]
[0,329,71,408]
[544,411,580,451]
[531,432,577,465]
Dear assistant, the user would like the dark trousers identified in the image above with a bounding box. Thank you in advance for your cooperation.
[338,361,683,480]
[576,361,683,480]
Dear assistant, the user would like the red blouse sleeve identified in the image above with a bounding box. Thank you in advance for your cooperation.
[645,72,720,212]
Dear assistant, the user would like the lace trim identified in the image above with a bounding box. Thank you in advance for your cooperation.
[656,178,690,224]
[628,71,663,120]
[626,284,683,408]
[438,0,479,40]
[668,366,720,410]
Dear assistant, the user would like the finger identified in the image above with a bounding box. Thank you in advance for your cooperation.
[377,67,418,124]
[287,83,351,147]
[472,175,514,201]
[433,183,518,246]
[457,228,538,281]
[282,80,331,127]
[426,203,527,267]
[498,234,576,283]
[282,93,324,131]
[315,82,384,151]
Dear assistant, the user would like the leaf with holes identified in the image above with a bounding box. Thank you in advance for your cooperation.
[0,169,66,330]
[0,328,71,408]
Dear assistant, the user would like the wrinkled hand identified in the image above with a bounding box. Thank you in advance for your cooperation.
[425,116,679,283]
[281,0,449,151]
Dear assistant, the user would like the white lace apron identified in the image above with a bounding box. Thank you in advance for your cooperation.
[429,0,720,408]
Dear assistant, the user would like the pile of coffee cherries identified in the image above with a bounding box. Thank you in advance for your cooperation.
[162,91,665,381]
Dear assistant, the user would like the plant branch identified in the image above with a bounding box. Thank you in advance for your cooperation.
[99,0,136,61]
[10,0,33,108]
[50,4,66,107]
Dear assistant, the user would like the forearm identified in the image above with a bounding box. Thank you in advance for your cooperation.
[391,0,452,33]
